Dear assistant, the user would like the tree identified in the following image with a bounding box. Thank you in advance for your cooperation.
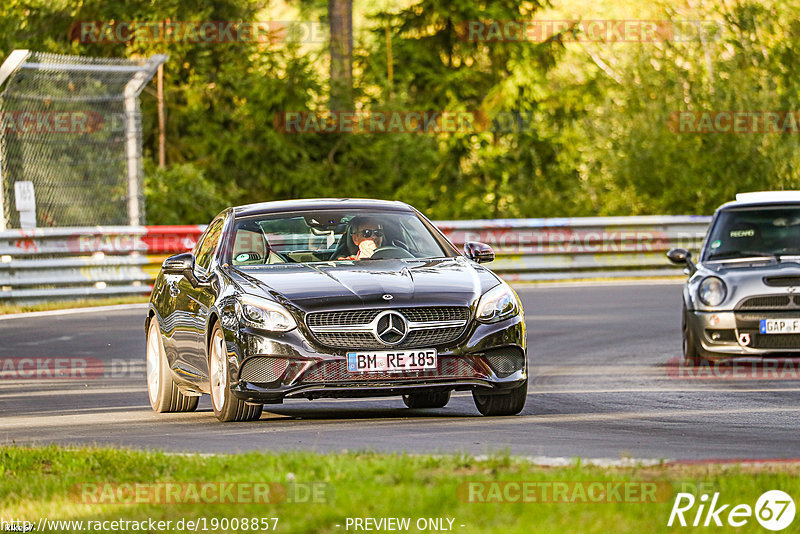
[328,0,353,110]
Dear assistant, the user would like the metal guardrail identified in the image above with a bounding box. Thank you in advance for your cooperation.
[0,216,711,301]
[437,215,711,281]
[0,226,203,301]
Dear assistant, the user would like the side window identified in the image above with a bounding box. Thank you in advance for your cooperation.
[195,218,224,271]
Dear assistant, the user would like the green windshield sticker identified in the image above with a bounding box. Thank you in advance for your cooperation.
[710,240,721,249]
[235,253,249,262]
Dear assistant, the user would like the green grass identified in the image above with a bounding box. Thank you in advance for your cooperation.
[0,445,797,533]
[0,296,148,315]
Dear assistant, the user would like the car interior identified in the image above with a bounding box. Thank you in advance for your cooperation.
[707,208,800,259]
[230,215,417,266]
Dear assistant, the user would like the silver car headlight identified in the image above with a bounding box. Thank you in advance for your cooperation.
[698,276,727,307]
[235,295,297,332]
[477,283,521,323]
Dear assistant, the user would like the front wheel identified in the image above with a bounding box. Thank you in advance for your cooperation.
[209,323,262,422]
[682,307,705,367]
[472,380,527,416]
[146,317,198,413]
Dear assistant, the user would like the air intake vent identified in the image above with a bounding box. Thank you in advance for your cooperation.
[738,295,792,309]
[483,347,525,378]
[240,357,288,383]
[764,276,800,287]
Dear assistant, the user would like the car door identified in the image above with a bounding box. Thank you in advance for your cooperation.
[153,269,184,365]
[183,216,226,380]
[172,217,225,381]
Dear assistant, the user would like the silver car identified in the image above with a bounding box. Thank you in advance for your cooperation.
[668,191,800,364]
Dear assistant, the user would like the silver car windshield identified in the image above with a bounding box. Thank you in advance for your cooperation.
[705,206,800,261]
[230,210,449,266]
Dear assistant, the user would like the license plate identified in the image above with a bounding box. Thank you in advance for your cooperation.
[346,349,437,373]
[760,319,800,334]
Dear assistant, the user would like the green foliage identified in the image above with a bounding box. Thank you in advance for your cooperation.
[1,0,799,222]
[357,0,576,218]
[566,0,800,215]
[143,162,225,225]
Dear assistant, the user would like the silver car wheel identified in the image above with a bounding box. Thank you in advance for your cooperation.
[146,320,161,405]
[210,329,227,413]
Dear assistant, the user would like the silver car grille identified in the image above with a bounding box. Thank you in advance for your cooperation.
[737,295,796,310]
[734,296,800,349]
[305,307,470,349]
[745,334,800,350]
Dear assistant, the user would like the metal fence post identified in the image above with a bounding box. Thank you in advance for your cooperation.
[124,54,168,226]
[0,50,32,232]
[123,88,140,227]
[0,146,4,232]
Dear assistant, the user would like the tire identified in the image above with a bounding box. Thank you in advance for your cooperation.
[402,391,451,409]
[682,306,705,367]
[146,316,199,413]
[208,322,262,422]
[472,379,527,416]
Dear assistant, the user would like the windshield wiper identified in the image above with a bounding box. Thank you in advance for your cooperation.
[706,251,778,261]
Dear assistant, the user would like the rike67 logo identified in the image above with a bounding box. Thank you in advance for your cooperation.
[668,490,795,531]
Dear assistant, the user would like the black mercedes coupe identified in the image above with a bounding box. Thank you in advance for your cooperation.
[146,199,527,421]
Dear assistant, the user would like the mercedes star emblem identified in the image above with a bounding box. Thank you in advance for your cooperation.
[373,311,408,345]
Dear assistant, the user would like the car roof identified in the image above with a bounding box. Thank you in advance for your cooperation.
[717,191,800,210]
[233,198,414,217]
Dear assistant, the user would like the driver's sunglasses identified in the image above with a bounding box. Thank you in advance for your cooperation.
[358,228,384,238]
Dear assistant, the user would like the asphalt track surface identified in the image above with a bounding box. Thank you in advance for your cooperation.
[2,282,800,460]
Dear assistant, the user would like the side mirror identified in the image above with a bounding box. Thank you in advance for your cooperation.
[666,248,690,265]
[162,252,195,275]
[464,242,495,263]
[162,252,209,287]
[667,248,697,275]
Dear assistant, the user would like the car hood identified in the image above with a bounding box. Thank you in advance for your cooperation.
[230,257,500,311]
[693,260,800,309]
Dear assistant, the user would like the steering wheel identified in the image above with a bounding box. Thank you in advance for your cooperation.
[391,239,410,252]
[367,246,416,260]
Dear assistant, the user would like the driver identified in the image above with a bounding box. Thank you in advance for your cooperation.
[338,216,384,260]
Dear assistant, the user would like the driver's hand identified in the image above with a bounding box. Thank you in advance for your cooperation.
[358,240,377,258]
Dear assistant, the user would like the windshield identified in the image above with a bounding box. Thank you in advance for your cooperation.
[704,206,800,261]
[229,210,451,266]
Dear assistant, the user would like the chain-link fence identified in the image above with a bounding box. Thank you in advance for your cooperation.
[0,50,166,229]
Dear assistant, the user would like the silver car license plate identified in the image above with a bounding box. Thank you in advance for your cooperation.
[760,319,800,334]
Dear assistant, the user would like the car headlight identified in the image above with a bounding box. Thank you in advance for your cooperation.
[477,283,521,323]
[235,295,297,332]
[698,276,727,307]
